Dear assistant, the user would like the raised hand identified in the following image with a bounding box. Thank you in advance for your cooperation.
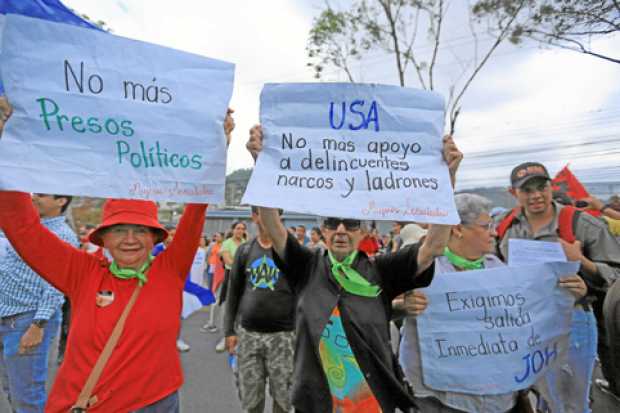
[224,108,235,147]
[404,290,429,316]
[442,135,463,187]
[0,96,14,137]
[246,124,263,161]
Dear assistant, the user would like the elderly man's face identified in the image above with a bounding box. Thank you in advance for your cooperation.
[101,224,156,269]
[323,218,362,259]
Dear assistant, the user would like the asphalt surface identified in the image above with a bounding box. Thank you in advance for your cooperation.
[2,308,619,412]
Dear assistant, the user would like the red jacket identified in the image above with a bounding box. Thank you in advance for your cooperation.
[0,192,206,412]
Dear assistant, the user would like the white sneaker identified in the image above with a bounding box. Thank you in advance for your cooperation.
[176,338,190,352]
[215,337,226,353]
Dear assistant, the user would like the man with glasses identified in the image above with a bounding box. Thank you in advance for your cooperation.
[497,162,620,413]
[246,125,462,413]
[0,193,77,412]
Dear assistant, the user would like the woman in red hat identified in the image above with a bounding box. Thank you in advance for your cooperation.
[0,193,206,412]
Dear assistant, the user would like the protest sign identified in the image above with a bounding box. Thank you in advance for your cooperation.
[416,262,578,395]
[0,15,234,202]
[242,83,459,224]
[508,239,567,267]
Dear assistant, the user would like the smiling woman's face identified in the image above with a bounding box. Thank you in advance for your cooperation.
[101,224,156,269]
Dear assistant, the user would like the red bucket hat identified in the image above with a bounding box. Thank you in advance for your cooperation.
[89,199,168,247]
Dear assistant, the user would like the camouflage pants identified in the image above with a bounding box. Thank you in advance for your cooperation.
[234,327,295,412]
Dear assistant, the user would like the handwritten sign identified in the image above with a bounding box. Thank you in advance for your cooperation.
[0,15,234,202]
[416,262,578,394]
[508,239,567,267]
[242,83,459,223]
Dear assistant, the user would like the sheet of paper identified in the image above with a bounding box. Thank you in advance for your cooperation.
[508,239,567,267]
[0,15,234,202]
[242,82,459,224]
[414,261,578,395]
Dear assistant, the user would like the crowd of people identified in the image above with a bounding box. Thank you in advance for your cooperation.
[0,100,620,413]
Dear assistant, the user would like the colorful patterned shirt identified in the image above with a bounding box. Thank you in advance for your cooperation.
[319,307,382,413]
[0,215,78,320]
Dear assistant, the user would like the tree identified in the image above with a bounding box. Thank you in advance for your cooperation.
[307,0,529,133]
[474,0,620,64]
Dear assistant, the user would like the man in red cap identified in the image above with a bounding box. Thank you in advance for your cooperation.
[497,161,620,413]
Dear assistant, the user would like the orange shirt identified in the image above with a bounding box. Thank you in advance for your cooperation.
[208,242,221,266]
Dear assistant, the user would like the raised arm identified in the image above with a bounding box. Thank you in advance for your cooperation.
[0,191,95,297]
[258,207,287,259]
[416,135,463,274]
[159,204,208,282]
[246,124,287,257]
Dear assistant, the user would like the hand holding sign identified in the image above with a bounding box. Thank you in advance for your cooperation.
[246,124,263,161]
[224,108,235,147]
[0,96,12,136]
[442,135,463,188]
[405,290,429,316]
[558,275,588,299]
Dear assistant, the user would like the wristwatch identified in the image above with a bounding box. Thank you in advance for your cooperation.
[32,319,48,328]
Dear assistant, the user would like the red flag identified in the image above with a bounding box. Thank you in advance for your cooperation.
[551,165,601,216]
[551,165,589,199]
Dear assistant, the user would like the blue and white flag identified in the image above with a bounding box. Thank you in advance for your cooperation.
[152,243,215,319]
[0,0,103,94]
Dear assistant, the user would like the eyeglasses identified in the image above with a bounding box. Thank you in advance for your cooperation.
[323,217,361,231]
[466,221,495,231]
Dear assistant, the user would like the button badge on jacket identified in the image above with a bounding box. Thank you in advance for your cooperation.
[96,291,115,307]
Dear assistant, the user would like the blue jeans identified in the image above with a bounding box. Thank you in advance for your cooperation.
[0,310,61,413]
[537,308,598,413]
[131,391,180,413]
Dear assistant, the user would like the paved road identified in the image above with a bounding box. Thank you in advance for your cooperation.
[2,308,619,412]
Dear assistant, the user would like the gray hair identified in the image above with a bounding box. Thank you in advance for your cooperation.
[454,193,492,225]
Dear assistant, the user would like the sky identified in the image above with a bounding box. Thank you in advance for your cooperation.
[63,0,620,190]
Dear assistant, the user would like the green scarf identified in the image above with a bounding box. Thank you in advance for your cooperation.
[444,247,485,271]
[109,255,153,286]
[328,251,381,297]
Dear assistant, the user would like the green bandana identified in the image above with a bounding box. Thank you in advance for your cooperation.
[328,251,381,297]
[109,255,154,286]
[444,247,485,271]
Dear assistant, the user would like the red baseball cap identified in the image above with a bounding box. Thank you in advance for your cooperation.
[89,199,168,246]
[510,162,551,189]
